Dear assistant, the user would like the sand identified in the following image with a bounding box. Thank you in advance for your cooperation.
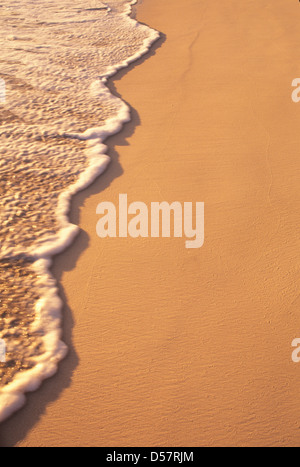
[2,0,300,447]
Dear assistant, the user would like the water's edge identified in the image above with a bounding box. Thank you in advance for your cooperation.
[0,0,160,423]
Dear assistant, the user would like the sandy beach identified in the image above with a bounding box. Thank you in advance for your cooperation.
[2,0,300,447]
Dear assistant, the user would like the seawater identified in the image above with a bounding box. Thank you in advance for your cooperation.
[0,0,159,422]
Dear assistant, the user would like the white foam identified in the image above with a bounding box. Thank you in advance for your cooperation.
[0,0,160,423]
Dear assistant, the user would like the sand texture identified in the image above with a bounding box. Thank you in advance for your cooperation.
[2,0,300,447]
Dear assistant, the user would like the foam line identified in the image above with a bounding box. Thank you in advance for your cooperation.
[0,0,160,423]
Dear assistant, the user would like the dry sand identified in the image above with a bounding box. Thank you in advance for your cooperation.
[2,0,300,447]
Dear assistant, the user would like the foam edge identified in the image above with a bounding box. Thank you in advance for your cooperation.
[0,3,160,424]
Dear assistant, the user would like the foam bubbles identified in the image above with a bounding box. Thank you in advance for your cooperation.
[0,0,159,422]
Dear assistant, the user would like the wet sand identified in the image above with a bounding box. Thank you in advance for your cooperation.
[2,0,300,447]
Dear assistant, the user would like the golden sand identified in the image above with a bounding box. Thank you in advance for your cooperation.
[2,0,300,447]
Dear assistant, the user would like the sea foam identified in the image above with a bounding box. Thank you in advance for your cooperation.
[0,0,159,422]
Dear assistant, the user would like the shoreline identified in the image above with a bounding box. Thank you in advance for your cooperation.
[2,0,300,447]
[0,0,159,428]
[0,0,165,447]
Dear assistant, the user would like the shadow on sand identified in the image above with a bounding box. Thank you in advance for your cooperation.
[0,31,166,447]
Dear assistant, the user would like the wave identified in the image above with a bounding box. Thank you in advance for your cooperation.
[0,0,160,422]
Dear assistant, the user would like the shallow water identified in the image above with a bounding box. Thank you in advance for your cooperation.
[0,0,159,422]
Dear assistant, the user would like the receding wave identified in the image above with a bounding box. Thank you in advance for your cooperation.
[0,0,159,422]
